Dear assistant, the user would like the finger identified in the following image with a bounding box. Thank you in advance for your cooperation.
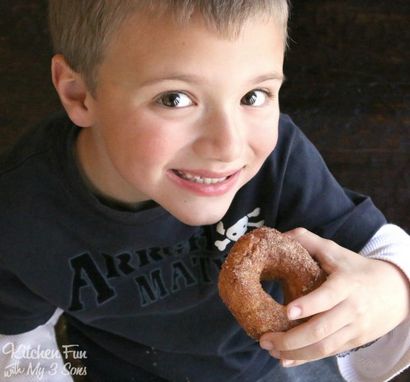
[286,273,350,320]
[278,323,356,362]
[284,228,346,273]
[261,298,353,352]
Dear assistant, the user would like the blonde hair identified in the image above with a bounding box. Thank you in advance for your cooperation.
[49,0,289,92]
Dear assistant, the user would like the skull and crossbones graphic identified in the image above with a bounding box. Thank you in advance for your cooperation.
[214,207,264,251]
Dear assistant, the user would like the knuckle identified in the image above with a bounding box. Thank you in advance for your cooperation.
[322,283,339,304]
[311,321,327,341]
[293,227,308,236]
[324,239,339,254]
[279,334,299,351]
[352,298,366,317]
[315,341,331,357]
[348,289,367,317]
[280,337,293,351]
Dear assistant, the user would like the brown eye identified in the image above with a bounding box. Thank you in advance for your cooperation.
[157,92,193,108]
[241,90,270,106]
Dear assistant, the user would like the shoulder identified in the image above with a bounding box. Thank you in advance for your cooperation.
[0,112,73,219]
[276,113,316,156]
[256,114,322,182]
[278,113,305,140]
[0,112,75,260]
[227,115,311,221]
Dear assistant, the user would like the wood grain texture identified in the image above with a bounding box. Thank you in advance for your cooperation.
[0,1,409,379]
[280,0,409,232]
[1,0,408,230]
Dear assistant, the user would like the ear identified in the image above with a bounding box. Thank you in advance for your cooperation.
[51,54,95,127]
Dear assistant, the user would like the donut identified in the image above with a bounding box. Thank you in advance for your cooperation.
[218,226,326,339]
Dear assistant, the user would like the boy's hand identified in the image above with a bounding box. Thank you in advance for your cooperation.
[259,228,410,367]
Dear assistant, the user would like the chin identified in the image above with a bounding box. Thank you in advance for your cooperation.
[176,212,226,227]
[166,204,229,227]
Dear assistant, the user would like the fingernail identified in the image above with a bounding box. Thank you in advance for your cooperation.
[259,341,273,351]
[282,359,295,367]
[288,306,302,320]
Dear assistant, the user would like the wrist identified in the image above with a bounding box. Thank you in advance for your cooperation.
[375,259,410,323]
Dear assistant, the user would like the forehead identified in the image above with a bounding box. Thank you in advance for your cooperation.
[98,11,285,88]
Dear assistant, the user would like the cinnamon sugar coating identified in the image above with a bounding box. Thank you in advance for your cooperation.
[218,227,326,339]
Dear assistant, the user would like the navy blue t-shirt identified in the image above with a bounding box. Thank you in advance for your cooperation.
[0,113,386,381]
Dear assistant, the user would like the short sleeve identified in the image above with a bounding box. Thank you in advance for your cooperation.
[273,115,386,252]
[0,267,56,334]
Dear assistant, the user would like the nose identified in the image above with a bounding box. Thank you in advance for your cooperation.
[193,107,245,163]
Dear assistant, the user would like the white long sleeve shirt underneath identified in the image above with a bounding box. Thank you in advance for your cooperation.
[337,224,410,382]
[0,308,71,381]
[0,224,409,382]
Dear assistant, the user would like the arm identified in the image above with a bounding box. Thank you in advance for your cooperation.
[337,224,410,382]
[0,309,73,381]
[259,224,410,382]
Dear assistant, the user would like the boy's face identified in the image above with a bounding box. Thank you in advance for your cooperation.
[78,12,285,225]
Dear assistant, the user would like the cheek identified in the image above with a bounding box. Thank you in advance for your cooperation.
[248,111,279,159]
[107,111,187,170]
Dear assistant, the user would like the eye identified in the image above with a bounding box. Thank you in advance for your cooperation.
[241,90,271,107]
[156,92,193,108]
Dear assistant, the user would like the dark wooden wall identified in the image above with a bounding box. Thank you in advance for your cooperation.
[280,0,409,234]
[1,0,408,231]
[0,1,409,380]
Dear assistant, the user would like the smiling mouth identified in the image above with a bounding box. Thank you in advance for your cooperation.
[173,170,230,185]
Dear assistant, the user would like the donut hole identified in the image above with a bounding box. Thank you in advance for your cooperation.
[261,280,285,305]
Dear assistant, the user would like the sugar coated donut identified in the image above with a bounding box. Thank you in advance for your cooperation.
[218,226,326,339]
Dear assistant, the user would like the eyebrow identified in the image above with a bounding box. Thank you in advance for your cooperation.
[140,71,285,87]
[251,73,286,84]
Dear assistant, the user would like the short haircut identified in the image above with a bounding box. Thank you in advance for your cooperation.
[49,0,289,92]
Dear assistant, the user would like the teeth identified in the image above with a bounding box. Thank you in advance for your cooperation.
[176,170,227,184]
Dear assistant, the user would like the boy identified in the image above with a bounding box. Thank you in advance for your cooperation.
[0,0,409,381]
